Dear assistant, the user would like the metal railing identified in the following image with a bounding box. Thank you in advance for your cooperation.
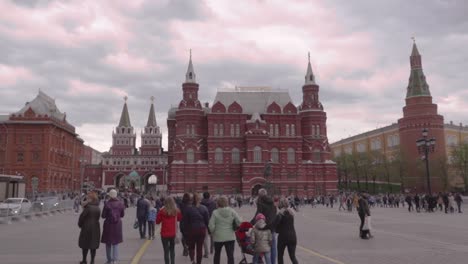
[0,198,74,224]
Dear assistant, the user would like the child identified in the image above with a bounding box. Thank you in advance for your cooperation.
[147,204,157,240]
[251,213,272,264]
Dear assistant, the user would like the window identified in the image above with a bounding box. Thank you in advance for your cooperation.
[334,149,341,157]
[269,124,274,136]
[187,148,194,163]
[219,124,224,136]
[32,152,40,162]
[285,124,290,137]
[235,124,240,136]
[371,139,382,150]
[17,152,24,162]
[447,135,458,146]
[291,124,296,136]
[387,135,400,147]
[357,143,366,153]
[231,148,240,164]
[311,125,316,136]
[313,149,321,162]
[186,124,190,135]
[191,124,195,135]
[271,148,279,163]
[275,124,279,136]
[231,124,235,136]
[316,125,321,136]
[287,148,295,164]
[214,124,218,136]
[215,148,223,164]
[253,146,262,163]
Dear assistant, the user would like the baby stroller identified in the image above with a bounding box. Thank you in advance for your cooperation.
[235,222,264,264]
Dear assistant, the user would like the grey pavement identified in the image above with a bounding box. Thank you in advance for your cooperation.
[1,204,468,264]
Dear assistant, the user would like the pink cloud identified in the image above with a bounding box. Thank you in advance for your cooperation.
[0,64,37,86]
[68,79,126,97]
[103,52,165,74]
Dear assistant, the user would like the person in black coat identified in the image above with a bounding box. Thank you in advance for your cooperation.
[136,195,150,239]
[78,192,101,264]
[183,193,209,264]
[357,193,372,239]
[274,198,298,264]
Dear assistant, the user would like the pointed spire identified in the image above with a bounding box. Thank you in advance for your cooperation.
[118,96,132,127]
[185,49,196,83]
[406,40,431,98]
[146,96,157,127]
[304,52,316,85]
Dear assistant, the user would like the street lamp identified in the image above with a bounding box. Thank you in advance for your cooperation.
[416,128,436,195]
[79,159,87,194]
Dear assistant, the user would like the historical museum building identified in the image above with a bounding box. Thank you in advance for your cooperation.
[0,91,85,194]
[167,54,338,196]
[99,97,168,193]
[330,42,468,192]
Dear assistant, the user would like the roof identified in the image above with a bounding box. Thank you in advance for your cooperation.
[330,123,399,146]
[213,87,294,114]
[13,91,66,121]
[118,102,132,127]
[0,115,8,122]
[146,103,157,127]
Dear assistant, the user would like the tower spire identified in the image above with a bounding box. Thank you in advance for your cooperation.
[146,96,157,127]
[305,51,316,85]
[185,49,196,83]
[118,96,132,127]
[406,40,430,98]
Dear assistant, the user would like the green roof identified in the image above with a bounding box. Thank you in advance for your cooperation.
[118,103,132,127]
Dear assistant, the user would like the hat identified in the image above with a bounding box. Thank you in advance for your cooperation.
[109,189,118,199]
[255,213,266,222]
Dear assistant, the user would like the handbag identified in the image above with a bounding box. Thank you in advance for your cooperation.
[174,216,181,244]
[232,211,239,231]
[362,216,371,231]
[133,219,139,229]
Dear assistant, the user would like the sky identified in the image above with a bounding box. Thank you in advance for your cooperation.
[0,0,467,153]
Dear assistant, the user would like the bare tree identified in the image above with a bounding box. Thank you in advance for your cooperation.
[451,142,468,191]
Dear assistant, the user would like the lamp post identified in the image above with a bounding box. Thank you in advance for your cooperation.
[79,159,87,194]
[416,128,436,196]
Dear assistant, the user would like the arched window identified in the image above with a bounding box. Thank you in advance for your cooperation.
[215,148,223,164]
[291,124,295,136]
[269,124,274,136]
[271,148,279,163]
[313,149,321,162]
[253,146,262,163]
[230,124,235,136]
[187,148,194,163]
[275,124,279,136]
[285,124,290,136]
[219,124,224,136]
[231,148,240,164]
[287,148,295,164]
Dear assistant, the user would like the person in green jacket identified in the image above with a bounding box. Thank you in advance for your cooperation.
[209,196,242,264]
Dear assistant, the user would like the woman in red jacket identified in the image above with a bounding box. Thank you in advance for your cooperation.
[156,196,182,264]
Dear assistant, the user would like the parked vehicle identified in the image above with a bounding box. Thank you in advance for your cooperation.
[0,198,32,216]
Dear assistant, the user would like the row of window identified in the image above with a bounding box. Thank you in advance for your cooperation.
[187,147,302,164]
[186,124,196,135]
[105,159,161,166]
[143,139,161,145]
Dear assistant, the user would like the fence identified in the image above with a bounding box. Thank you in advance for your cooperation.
[0,198,74,224]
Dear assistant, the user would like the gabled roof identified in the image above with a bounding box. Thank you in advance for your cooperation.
[213,87,294,114]
[13,91,66,121]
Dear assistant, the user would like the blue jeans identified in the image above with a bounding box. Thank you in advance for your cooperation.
[253,252,271,264]
[271,232,277,264]
[106,244,119,263]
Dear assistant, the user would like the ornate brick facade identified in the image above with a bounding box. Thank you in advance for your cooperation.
[0,91,84,194]
[167,54,338,196]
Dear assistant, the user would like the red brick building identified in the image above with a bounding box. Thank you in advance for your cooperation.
[100,97,168,193]
[398,42,447,192]
[167,54,338,196]
[0,91,84,194]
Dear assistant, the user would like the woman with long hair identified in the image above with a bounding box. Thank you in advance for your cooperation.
[183,193,209,264]
[156,196,182,264]
[208,196,241,264]
[274,198,298,264]
[78,192,101,264]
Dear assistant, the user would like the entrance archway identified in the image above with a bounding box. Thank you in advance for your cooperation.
[251,184,263,196]
[115,173,126,190]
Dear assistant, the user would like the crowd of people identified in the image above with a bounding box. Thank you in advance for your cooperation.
[76,188,299,264]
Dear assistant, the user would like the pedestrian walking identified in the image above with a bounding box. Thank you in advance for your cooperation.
[405,195,413,212]
[147,203,157,240]
[251,188,277,264]
[156,196,182,264]
[201,192,217,257]
[78,192,101,264]
[251,213,273,264]
[74,195,81,214]
[455,193,463,213]
[357,193,372,239]
[180,193,192,257]
[101,189,125,264]
[136,195,150,239]
[274,198,298,264]
[183,193,209,264]
[208,196,241,264]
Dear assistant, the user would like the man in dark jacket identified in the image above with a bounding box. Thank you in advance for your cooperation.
[455,193,463,213]
[251,188,278,264]
[358,193,372,239]
[136,195,149,239]
[442,193,450,213]
[201,192,216,256]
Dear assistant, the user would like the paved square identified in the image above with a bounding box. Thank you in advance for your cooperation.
[0,203,467,264]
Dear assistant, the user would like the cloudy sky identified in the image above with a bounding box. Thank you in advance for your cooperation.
[1,0,467,152]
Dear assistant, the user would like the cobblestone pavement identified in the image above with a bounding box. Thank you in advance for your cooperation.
[0,203,467,264]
